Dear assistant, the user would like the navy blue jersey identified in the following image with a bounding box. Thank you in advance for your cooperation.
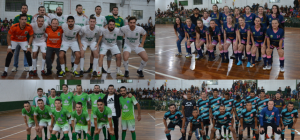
[213,111,232,124]
[222,98,234,113]
[245,96,259,110]
[235,15,241,25]
[222,13,234,26]
[243,13,256,27]
[240,108,257,124]
[198,26,208,39]
[256,15,269,29]
[280,108,299,126]
[184,24,196,39]
[267,14,284,27]
[175,23,185,37]
[237,24,250,40]
[196,98,210,119]
[164,110,184,124]
[233,99,246,117]
[259,107,280,126]
[250,25,267,43]
[266,28,284,47]
[223,23,237,39]
[207,26,221,40]
[257,98,269,117]
[209,96,223,114]
[210,12,222,27]
[189,115,203,125]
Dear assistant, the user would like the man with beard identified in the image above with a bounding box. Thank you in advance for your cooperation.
[96,19,124,77]
[239,102,259,140]
[163,104,186,140]
[60,84,74,139]
[32,6,51,25]
[245,90,259,139]
[47,7,68,26]
[280,102,298,140]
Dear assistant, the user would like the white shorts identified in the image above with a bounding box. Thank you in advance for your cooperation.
[60,41,80,52]
[123,44,145,54]
[32,42,47,53]
[82,41,97,51]
[11,41,28,51]
[28,121,35,128]
[39,119,52,127]
[53,123,70,132]
[121,119,135,131]
[100,44,120,55]
[97,121,113,129]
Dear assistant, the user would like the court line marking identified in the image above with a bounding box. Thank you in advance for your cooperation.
[0,123,24,131]
[154,71,183,80]
[155,122,163,126]
[148,113,156,120]
[0,126,35,139]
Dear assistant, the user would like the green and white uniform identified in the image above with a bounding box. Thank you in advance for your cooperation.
[51,107,71,131]
[105,15,124,41]
[60,92,73,124]
[73,92,89,111]
[93,106,113,129]
[22,106,36,127]
[48,96,62,110]
[71,110,90,133]
[89,93,106,127]
[33,96,50,106]
[34,105,52,126]
[119,96,138,131]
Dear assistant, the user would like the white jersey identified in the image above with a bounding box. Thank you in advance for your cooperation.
[73,14,88,27]
[100,28,122,47]
[95,15,107,28]
[120,25,146,48]
[31,15,51,25]
[79,25,101,43]
[48,14,68,26]
[30,22,48,43]
[61,23,81,42]
[202,17,211,28]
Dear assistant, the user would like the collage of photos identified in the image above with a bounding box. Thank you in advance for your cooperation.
[0,0,300,140]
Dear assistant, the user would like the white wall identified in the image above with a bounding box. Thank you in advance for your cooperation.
[257,80,296,92]
[155,80,234,90]
[80,80,155,90]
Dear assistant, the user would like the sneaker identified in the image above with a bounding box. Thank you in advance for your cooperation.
[24,67,29,72]
[265,134,270,139]
[85,67,92,73]
[106,68,111,74]
[117,70,124,76]
[137,70,144,77]
[267,65,272,70]
[73,71,80,77]
[80,70,84,77]
[11,67,17,72]
[223,134,227,139]
[1,71,7,77]
[206,136,210,140]
[176,53,182,56]
[263,66,268,70]
[97,71,102,77]
[253,135,256,139]
[195,54,200,59]
[193,50,197,54]
[102,67,107,73]
[71,67,74,72]
[58,71,65,77]
[41,70,46,75]
[185,54,192,58]
[257,57,262,62]
[271,135,274,139]
[237,60,242,65]
[250,64,255,67]
[92,71,97,77]
[124,70,129,77]
[33,136,37,140]
[197,137,200,140]
[45,137,48,140]
[280,67,285,72]
[222,59,226,63]
[29,70,36,76]
[246,62,251,67]
[65,67,69,72]
[230,54,235,59]
[228,134,232,138]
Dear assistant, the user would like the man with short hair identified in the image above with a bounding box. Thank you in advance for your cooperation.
[222,92,235,139]
[280,102,298,140]
[47,6,68,26]
[22,101,36,140]
[239,102,259,140]
[71,102,92,140]
[233,95,245,136]
[60,84,74,139]
[196,91,210,140]
[187,109,205,140]
[245,90,259,139]
[33,88,50,107]
[181,92,197,140]
[48,88,62,139]
[32,6,51,25]
[34,99,52,140]
[163,104,186,140]
[209,88,223,139]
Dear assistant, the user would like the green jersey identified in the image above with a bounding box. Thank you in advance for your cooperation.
[73,92,89,111]
[48,96,62,110]
[34,105,52,120]
[92,106,112,123]
[51,108,71,125]
[119,96,138,120]
[22,106,36,120]
[105,15,124,40]
[13,14,33,24]
[71,110,90,126]
[60,92,74,112]
[89,93,106,113]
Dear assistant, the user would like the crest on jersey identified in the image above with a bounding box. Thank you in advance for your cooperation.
[114,34,116,36]
[28,17,30,20]
[229,102,231,105]
[62,17,64,19]
[83,18,85,21]
[175,116,177,119]
[81,98,84,101]
[264,102,266,105]
[58,32,60,36]
[127,100,130,103]
[254,100,256,103]
[291,114,294,117]
[99,97,101,99]
[270,35,273,38]
[119,19,121,22]
[251,114,253,117]
[240,103,243,106]
[229,123,231,125]
[253,32,255,35]
[197,120,199,122]
[206,103,208,105]
[224,117,227,119]
[136,33,138,36]
[217,100,219,103]
[100,48,103,51]
[271,112,274,115]
[25,31,28,34]
[73,32,76,35]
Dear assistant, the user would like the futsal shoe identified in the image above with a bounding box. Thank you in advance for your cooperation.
[246,62,251,67]
[117,70,124,77]
[124,70,129,77]
[73,71,80,77]
[97,71,102,77]
[1,71,7,77]
[84,67,92,73]
[176,53,182,56]
[11,67,17,72]
[267,65,272,70]
[92,71,97,77]
[65,67,69,72]
[137,70,144,77]
[79,70,84,77]
[250,64,255,67]
[226,59,229,63]
[280,67,285,72]
[222,59,226,63]
[237,60,243,65]
[102,67,107,73]
[263,66,268,70]
[230,54,235,59]
[106,68,111,74]
[24,67,29,71]
[29,70,36,76]
[58,71,65,77]
[257,57,262,62]
[41,70,46,75]
[185,54,192,58]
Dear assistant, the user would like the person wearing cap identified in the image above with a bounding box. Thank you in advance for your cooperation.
[190,8,203,54]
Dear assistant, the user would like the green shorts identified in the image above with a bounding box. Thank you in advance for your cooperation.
[75,124,88,133]
[53,123,69,132]
[97,121,113,129]
[121,119,135,131]
[39,119,51,127]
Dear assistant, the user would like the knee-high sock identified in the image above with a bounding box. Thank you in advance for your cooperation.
[131,132,136,140]
[89,63,93,69]
[138,60,147,71]
[236,124,239,134]
[220,50,224,60]
[291,131,295,140]
[223,127,226,135]
[206,127,209,136]
[279,57,284,67]
[187,45,191,54]
[166,133,171,140]
[58,132,60,139]
[258,48,261,57]
[94,134,99,140]
[234,51,238,60]
[224,50,229,60]
[122,131,126,140]
[44,127,47,138]
[5,50,15,69]
[123,61,129,71]
[73,64,78,72]
[228,129,231,135]
[219,129,222,136]
[80,58,84,71]
[83,131,86,139]
[267,56,272,65]
[197,47,203,57]
[51,134,57,140]
[87,133,92,140]
[110,134,116,140]
[252,54,256,64]
[61,64,65,72]
[41,59,45,70]
[24,51,32,69]
[103,126,107,139]
[263,54,267,66]
[27,134,30,140]
[72,133,77,140]
[275,133,280,140]
[247,52,251,62]
[238,51,242,61]
[32,59,37,70]
[247,128,250,136]
[64,133,69,140]
[91,127,95,138]
[255,134,259,140]
[188,135,192,140]
[210,50,215,58]
[78,133,81,139]
[93,58,98,72]
[239,134,243,140]
[182,132,186,140]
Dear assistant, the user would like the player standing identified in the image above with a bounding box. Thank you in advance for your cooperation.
[184,18,196,58]
[245,91,259,139]
[196,91,210,140]
[71,102,92,140]
[207,20,221,61]
[32,6,51,25]
[223,15,236,63]
[280,102,298,140]
[233,95,245,137]
[181,92,197,140]
[47,7,68,26]
[48,88,61,110]
[256,90,269,138]
[239,102,259,140]
[236,16,251,66]
[163,104,186,140]
[222,93,235,139]
[33,88,50,106]
[34,99,52,140]
[60,84,74,139]
[22,101,36,140]
[209,89,223,139]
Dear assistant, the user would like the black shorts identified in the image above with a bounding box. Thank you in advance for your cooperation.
[241,123,257,131]
[192,124,202,132]
[203,119,210,127]
[261,123,281,134]
[214,122,232,130]
[283,122,294,130]
[168,121,183,130]
[235,117,240,124]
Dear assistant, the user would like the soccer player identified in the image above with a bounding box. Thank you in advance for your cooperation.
[184,18,196,58]
[274,92,285,114]
[188,109,205,140]
[22,101,36,140]
[267,5,285,29]
[196,91,210,140]
[49,99,71,140]
[34,99,52,140]
[245,90,259,139]
[236,16,251,66]
[221,6,233,26]
[239,102,259,140]
[31,16,48,75]
[119,86,141,140]
[211,105,237,140]
[233,95,245,136]
[71,102,91,140]
[79,16,101,76]
[32,6,51,25]
[33,88,50,107]
[60,84,74,138]
[96,19,124,77]
[93,99,116,140]
[48,88,61,110]
[259,100,281,140]
[280,102,298,140]
[223,15,236,63]
[210,4,222,27]
[195,19,206,59]
[243,6,256,27]
[1,14,34,77]
[120,16,148,77]
[174,17,186,56]
[222,93,235,139]
[256,90,269,138]
[163,104,186,140]
[47,6,68,26]
[209,88,223,139]
[59,16,82,77]
[256,6,269,62]
[207,20,221,61]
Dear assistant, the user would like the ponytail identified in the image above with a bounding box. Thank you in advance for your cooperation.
[195,19,203,34]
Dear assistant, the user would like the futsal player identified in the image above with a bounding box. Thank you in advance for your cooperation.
[222,93,235,139]
[48,88,62,139]
[239,102,259,140]
[245,90,259,139]
[196,91,210,140]
[221,6,233,26]
[163,104,186,140]
[210,4,222,27]
[60,84,74,139]
[223,15,236,63]
[207,20,221,61]
[184,18,196,58]
[195,19,207,59]
[280,102,298,140]
[233,95,245,137]
[174,17,187,56]
[188,109,205,140]
[236,16,251,66]
[31,6,51,25]
[209,89,223,139]
[22,101,37,140]
[256,6,269,62]
[256,90,269,138]
[34,99,52,140]
[71,102,92,140]
[243,6,255,61]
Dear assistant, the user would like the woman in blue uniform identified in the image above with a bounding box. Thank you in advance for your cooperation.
[195,19,208,60]
[268,5,285,29]
[265,19,285,72]
[184,18,196,58]
[207,20,221,61]
[243,6,256,27]
[256,6,269,62]
[174,17,187,56]
[236,16,251,66]
[210,4,222,28]
[223,15,236,63]
[221,6,233,26]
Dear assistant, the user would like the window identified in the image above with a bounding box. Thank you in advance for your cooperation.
[206,80,218,85]
[131,10,143,20]
[90,80,104,84]
[117,80,133,83]
[110,3,117,12]
[194,0,203,5]
[5,0,26,12]
[44,1,64,13]
[211,0,222,4]
[179,1,188,6]
[269,0,280,3]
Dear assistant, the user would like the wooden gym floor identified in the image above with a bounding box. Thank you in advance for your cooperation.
[0,109,155,140]
[155,111,300,140]
[155,24,300,80]
[0,47,155,79]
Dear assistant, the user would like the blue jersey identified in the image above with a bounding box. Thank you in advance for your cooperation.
[207,26,221,40]
[245,96,259,110]
[250,25,267,43]
[164,110,184,124]
[243,13,256,27]
[223,23,237,39]
[184,24,196,39]
[175,23,185,37]
[267,14,284,27]
[240,108,257,124]
[222,13,234,26]
[213,111,232,124]
[256,15,269,29]
[259,107,280,126]
[189,115,203,125]
[210,12,222,27]
[198,26,208,39]
[233,99,246,117]
[266,28,284,47]
[209,96,223,114]
[280,108,299,126]
[196,98,210,120]
[256,98,269,117]
[237,24,250,40]
[222,98,234,113]
[235,15,240,25]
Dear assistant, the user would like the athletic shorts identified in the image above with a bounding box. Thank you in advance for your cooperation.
[97,121,113,129]
[167,121,183,130]
[254,41,264,47]
[283,122,294,130]
[214,122,232,130]
[189,37,195,42]
[121,119,135,131]
[28,119,35,128]
[241,123,257,131]
[226,38,236,44]
[81,41,97,51]
[100,44,121,55]
[241,39,252,45]
[53,123,70,132]
[60,41,80,52]
[123,44,145,54]
[261,123,281,134]
[235,117,240,124]
[32,42,47,53]
[203,119,210,126]
[75,124,88,133]
[212,39,224,45]
[192,124,202,132]
[11,41,28,51]
[200,38,206,43]
[39,119,52,127]
[270,41,284,50]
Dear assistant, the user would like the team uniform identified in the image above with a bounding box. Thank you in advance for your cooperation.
[256,15,269,29]
[31,15,51,25]
[189,115,203,132]
[259,107,281,139]
[245,96,259,110]
[105,15,124,51]
[250,25,267,48]
[207,26,222,46]
[223,23,237,44]
[184,24,196,56]
[119,96,138,131]
[222,98,234,114]
[99,28,123,55]
[60,23,81,52]
[30,22,48,53]
[48,14,68,26]
[202,17,211,28]
[281,108,298,129]
[237,24,251,45]
[73,93,89,111]
[210,12,222,27]
[243,13,256,27]
[256,98,269,126]
[209,96,223,115]
[79,25,101,51]
[51,107,71,131]
[221,13,233,26]
[213,111,233,130]
[93,106,113,129]
[60,92,74,124]
[34,105,52,127]
[71,110,90,133]
[120,25,147,54]
[164,110,184,130]
[88,93,106,127]
[196,98,210,126]
[267,14,285,28]
[8,23,34,50]
[240,108,257,130]
[33,96,50,106]
[73,14,88,27]
[198,26,208,44]
[233,99,246,128]
[22,106,36,127]
[48,96,62,110]
[265,28,285,50]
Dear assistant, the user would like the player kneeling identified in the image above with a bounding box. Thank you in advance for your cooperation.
[280,102,298,140]
[239,102,259,140]
[71,102,92,140]
[188,109,205,140]
[34,99,52,140]
[163,104,186,140]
